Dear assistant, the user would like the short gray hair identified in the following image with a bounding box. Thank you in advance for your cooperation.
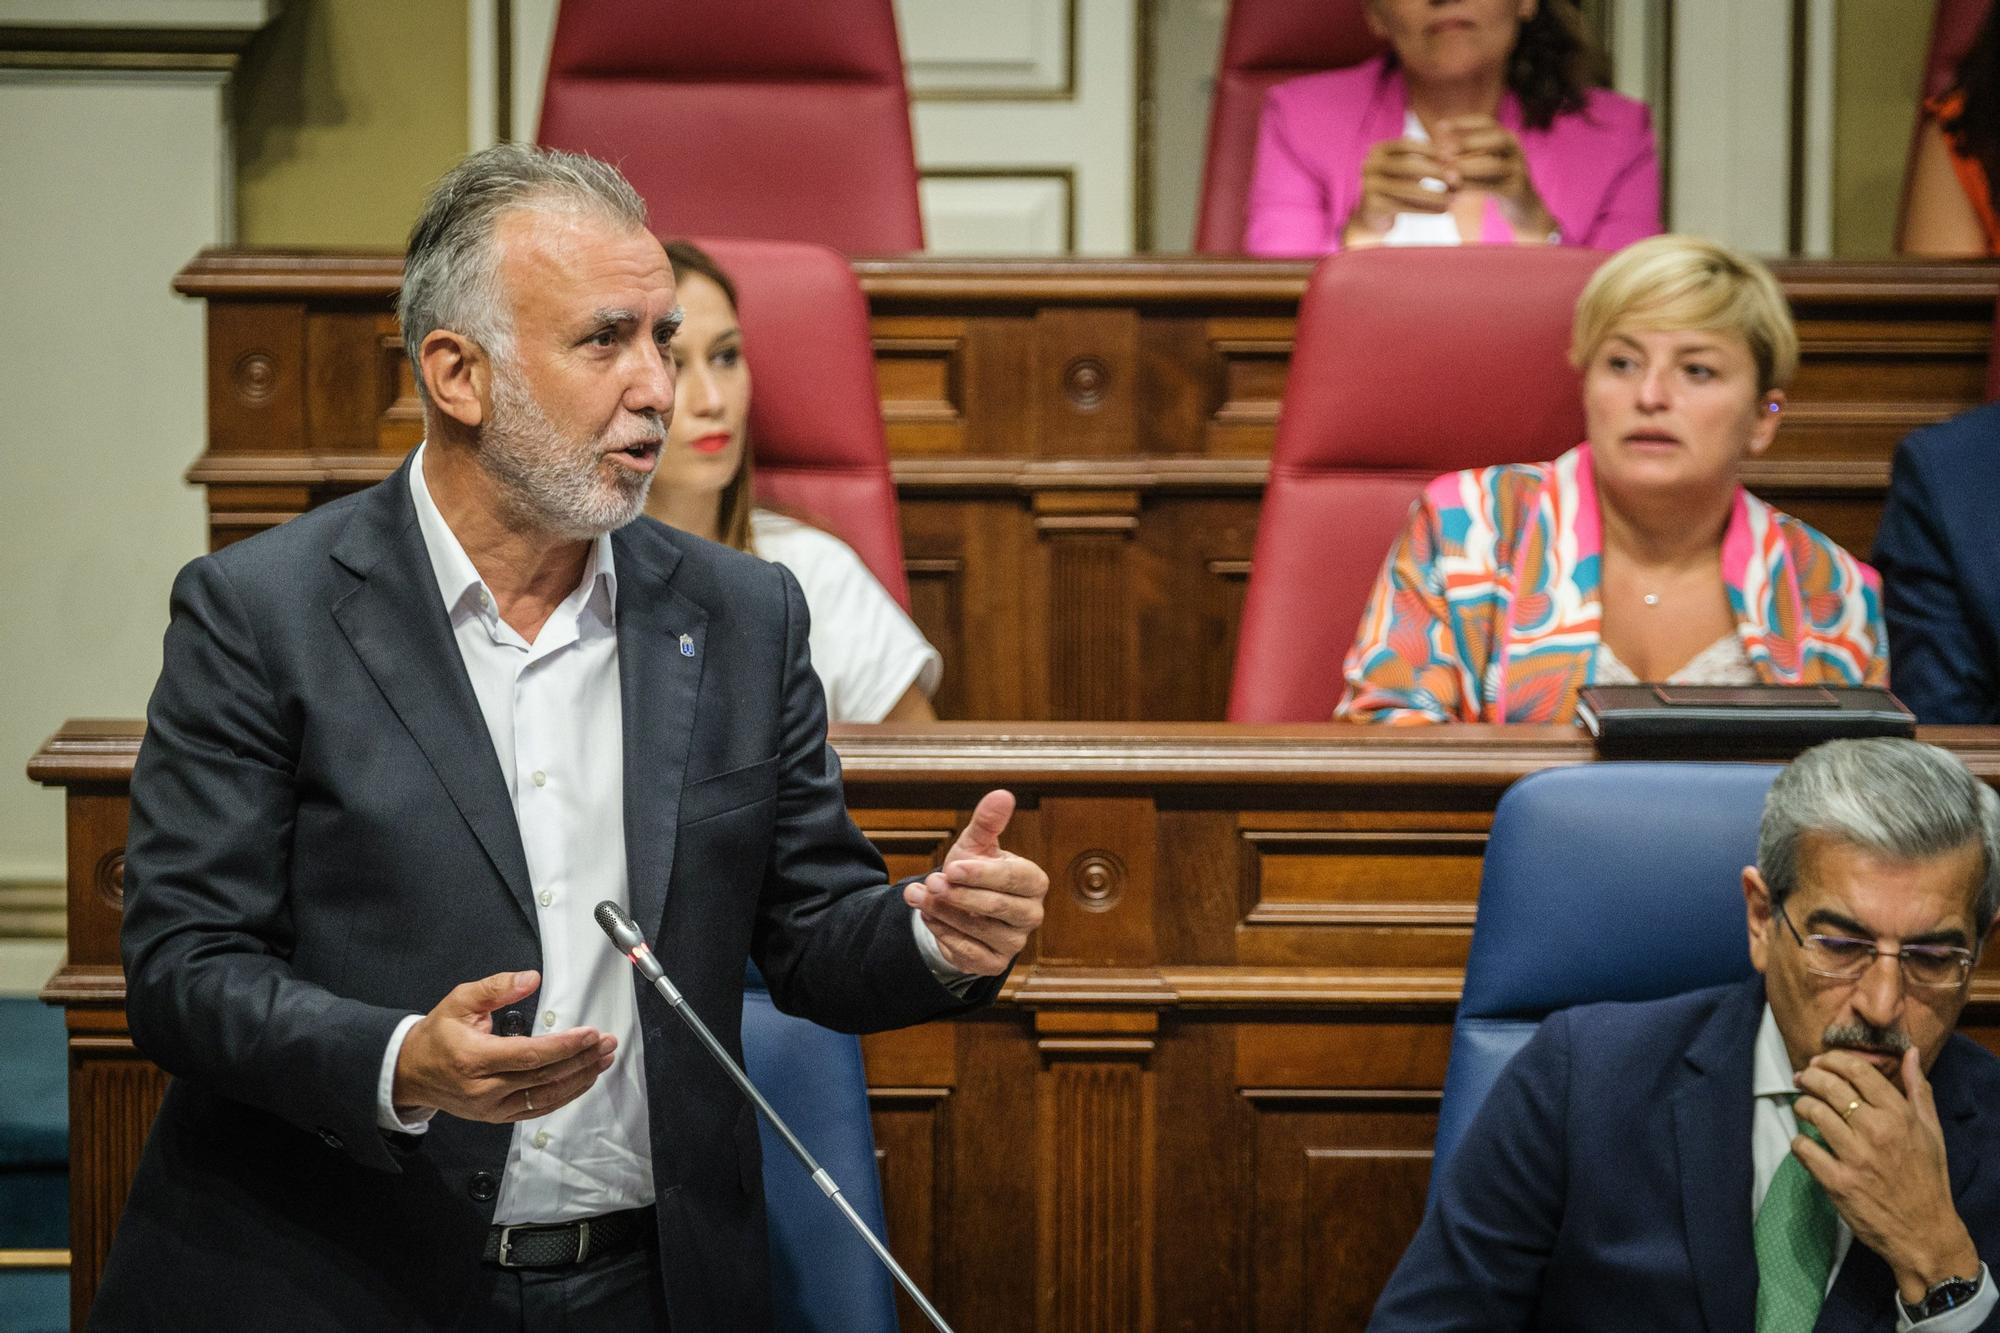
[398,142,649,405]
[1759,738,2000,936]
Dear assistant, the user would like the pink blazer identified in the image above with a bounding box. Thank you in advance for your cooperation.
[1243,55,1660,257]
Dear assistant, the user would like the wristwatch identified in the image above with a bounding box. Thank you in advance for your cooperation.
[1901,1270,1984,1322]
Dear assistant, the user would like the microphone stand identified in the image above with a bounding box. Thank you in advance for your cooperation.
[596,902,956,1333]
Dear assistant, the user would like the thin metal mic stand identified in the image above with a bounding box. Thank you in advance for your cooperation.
[594,901,956,1333]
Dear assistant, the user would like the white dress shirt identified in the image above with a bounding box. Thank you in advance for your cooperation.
[376,444,651,1223]
[1751,1005,1993,1330]
[374,445,969,1223]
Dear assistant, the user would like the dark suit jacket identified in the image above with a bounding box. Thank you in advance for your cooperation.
[1874,404,2000,724]
[1369,978,2000,1332]
[91,457,993,1331]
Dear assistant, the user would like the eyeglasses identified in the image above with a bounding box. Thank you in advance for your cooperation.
[1775,901,1976,990]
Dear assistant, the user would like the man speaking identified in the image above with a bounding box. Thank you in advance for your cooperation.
[91,144,1047,1331]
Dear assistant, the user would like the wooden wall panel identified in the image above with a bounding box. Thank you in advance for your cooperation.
[65,1038,166,1332]
[1245,1097,1436,1332]
[173,255,2000,722]
[40,724,2000,1331]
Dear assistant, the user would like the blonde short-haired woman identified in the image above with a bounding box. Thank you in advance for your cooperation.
[1337,234,1886,724]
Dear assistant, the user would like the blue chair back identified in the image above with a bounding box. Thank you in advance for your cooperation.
[742,967,898,1332]
[1431,762,1777,1198]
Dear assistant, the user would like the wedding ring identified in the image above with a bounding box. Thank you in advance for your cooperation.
[524,1090,536,1113]
[1841,1098,1861,1121]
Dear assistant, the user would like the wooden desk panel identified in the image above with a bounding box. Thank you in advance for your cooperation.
[32,722,2000,1331]
[171,256,2000,721]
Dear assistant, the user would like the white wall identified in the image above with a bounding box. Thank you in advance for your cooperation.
[0,71,221,890]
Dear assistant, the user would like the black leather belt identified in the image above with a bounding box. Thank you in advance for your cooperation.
[481,1205,654,1269]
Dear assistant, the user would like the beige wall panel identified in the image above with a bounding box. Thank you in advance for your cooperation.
[1669,0,1793,252]
[1833,0,1929,257]
[1148,0,1228,253]
[233,0,469,247]
[0,73,216,886]
[900,0,1070,95]
[913,0,1135,253]
[920,174,1072,252]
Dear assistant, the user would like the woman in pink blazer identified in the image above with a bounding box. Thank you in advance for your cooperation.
[1244,0,1659,256]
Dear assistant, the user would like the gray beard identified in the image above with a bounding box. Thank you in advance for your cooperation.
[478,368,662,540]
[1821,1019,1912,1058]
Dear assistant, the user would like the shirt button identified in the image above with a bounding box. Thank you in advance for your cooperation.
[542,1010,556,1028]
[538,890,553,907]
[532,1130,551,1150]
[532,770,548,787]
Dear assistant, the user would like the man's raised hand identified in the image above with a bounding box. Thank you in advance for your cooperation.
[903,790,1049,977]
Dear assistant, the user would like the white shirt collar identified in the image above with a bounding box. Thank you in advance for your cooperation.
[406,441,618,630]
[1753,1002,1797,1101]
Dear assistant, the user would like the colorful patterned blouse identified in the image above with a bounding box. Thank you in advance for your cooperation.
[1335,445,1888,724]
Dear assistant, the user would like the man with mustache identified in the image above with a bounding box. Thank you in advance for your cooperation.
[91,143,1048,1331]
[1371,738,2000,1331]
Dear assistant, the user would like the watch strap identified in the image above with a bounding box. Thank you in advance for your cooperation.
[1902,1269,1985,1322]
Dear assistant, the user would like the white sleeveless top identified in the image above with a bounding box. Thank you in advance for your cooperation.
[750,510,942,722]
[1593,632,1758,686]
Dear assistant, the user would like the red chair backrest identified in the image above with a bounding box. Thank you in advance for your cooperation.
[540,0,923,254]
[686,237,912,609]
[1227,246,1608,721]
[1194,0,1383,254]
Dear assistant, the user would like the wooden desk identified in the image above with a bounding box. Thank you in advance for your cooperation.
[32,722,2000,1331]
[171,255,1999,722]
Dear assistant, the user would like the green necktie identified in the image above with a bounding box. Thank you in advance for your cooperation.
[1753,1110,1839,1333]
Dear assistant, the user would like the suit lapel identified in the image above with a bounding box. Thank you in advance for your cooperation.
[1673,978,1765,1333]
[330,458,537,930]
[613,521,707,943]
[1933,1039,1985,1206]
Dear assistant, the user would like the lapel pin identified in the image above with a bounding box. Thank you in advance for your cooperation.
[679,633,696,658]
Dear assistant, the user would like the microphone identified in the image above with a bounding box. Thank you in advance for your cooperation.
[594,901,955,1333]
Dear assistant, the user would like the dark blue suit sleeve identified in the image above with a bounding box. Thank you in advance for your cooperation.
[1368,1010,1574,1332]
[1874,427,2000,724]
[122,556,411,1169]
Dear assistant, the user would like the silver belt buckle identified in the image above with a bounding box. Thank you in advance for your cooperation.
[494,1219,591,1267]
[494,1223,526,1268]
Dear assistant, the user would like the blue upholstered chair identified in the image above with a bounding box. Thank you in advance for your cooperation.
[741,969,899,1333]
[1430,762,1779,1198]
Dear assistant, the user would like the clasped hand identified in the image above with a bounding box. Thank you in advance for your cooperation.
[393,970,616,1123]
[903,789,1049,976]
[1792,1047,1982,1303]
[1347,115,1554,245]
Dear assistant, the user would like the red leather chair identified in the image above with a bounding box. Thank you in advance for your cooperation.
[1194,0,1382,254]
[689,237,912,610]
[540,0,924,254]
[1226,246,1607,721]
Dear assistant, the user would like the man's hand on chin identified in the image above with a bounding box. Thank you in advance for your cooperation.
[394,969,616,1123]
[1792,1046,1983,1303]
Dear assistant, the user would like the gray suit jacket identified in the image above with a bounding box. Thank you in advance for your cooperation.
[91,457,991,1331]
